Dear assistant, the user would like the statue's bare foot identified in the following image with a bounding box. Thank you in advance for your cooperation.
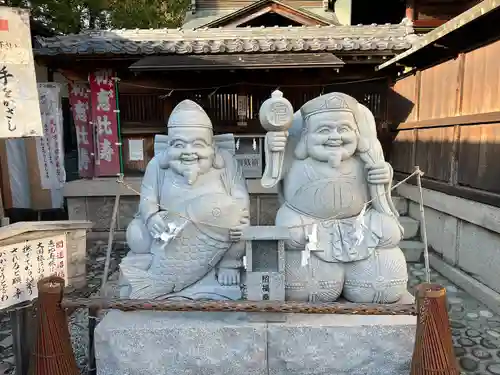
[217,268,240,286]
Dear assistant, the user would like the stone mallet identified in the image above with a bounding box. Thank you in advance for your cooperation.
[259,90,294,188]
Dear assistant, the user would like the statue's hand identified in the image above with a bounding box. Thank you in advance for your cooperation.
[267,131,288,153]
[146,212,168,238]
[229,209,250,242]
[217,268,241,286]
[367,161,391,185]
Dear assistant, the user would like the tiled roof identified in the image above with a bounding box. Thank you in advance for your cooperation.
[34,21,417,56]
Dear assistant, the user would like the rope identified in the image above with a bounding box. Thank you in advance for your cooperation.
[61,298,417,315]
[116,167,422,230]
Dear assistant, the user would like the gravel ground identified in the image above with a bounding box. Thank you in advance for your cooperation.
[0,243,499,374]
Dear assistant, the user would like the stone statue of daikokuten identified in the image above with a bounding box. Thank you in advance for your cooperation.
[119,100,250,301]
[262,91,413,304]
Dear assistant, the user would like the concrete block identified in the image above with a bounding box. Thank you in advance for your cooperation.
[86,197,115,230]
[408,203,458,264]
[95,311,416,375]
[258,196,279,225]
[117,196,139,230]
[457,221,500,294]
[400,240,424,263]
[400,216,419,240]
[66,197,88,221]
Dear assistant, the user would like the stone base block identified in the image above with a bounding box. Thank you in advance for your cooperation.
[95,310,416,375]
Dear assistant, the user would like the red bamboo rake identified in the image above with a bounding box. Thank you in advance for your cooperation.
[410,283,460,375]
[29,276,79,375]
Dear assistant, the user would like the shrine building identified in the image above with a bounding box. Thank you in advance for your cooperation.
[25,0,479,237]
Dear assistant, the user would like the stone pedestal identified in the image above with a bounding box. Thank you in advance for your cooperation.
[95,310,416,375]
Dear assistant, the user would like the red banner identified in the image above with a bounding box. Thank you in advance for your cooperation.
[69,82,94,178]
[89,69,120,176]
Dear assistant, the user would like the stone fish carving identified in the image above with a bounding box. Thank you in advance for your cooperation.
[119,100,250,300]
[261,91,411,304]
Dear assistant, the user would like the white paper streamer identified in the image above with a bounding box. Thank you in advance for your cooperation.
[353,203,368,246]
[302,223,318,267]
[157,221,187,248]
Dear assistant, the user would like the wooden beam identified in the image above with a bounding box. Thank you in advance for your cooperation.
[224,6,273,27]
[394,171,500,209]
[413,19,448,28]
[396,111,500,130]
[272,5,325,26]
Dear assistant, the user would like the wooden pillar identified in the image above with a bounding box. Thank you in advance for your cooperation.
[406,0,416,21]
[11,305,33,375]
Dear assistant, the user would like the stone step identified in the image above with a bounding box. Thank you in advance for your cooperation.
[400,216,420,239]
[392,195,408,215]
[401,240,424,263]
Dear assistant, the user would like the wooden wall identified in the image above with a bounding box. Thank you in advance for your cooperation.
[118,77,389,175]
[390,38,500,206]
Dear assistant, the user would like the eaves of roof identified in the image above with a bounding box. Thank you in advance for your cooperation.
[34,22,417,57]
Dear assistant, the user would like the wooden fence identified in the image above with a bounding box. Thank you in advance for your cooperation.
[389,38,500,207]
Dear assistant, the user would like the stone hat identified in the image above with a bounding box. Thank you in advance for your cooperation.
[300,92,360,124]
[167,99,213,129]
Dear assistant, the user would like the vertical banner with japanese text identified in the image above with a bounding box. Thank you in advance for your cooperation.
[69,82,94,178]
[36,83,66,189]
[0,7,43,138]
[0,234,68,310]
[89,69,120,176]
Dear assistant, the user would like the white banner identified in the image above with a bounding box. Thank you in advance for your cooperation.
[0,233,68,310]
[36,83,66,189]
[0,7,43,138]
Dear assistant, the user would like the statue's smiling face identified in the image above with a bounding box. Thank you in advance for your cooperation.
[306,111,358,166]
[167,128,215,183]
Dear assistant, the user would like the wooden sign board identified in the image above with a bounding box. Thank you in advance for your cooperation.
[0,7,43,138]
[0,233,68,310]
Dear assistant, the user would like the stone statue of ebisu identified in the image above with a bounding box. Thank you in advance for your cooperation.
[119,100,250,300]
[261,91,411,304]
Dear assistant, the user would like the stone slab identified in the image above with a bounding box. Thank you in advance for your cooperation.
[95,311,416,375]
[400,216,419,240]
[95,311,268,375]
[392,196,408,216]
[267,314,416,375]
[430,253,500,316]
[401,240,424,262]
